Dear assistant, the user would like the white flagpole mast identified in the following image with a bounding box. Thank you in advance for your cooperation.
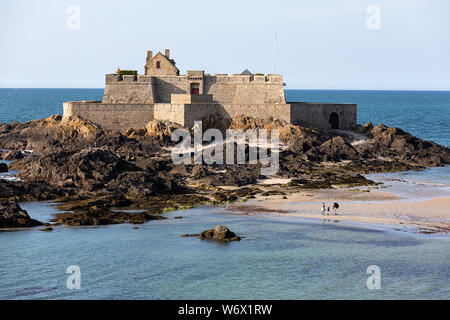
[272,32,277,74]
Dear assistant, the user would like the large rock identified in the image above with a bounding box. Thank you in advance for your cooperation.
[0,201,43,228]
[3,150,23,160]
[144,120,184,142]
[305,136,360,162]
[355,123,450,166]
[52,208,167,226]
[200,225,240,241]
[0,115,105,155]
[14,148,140,190]
[0,163,7,173]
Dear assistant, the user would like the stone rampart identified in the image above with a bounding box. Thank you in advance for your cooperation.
[63,101,155,131]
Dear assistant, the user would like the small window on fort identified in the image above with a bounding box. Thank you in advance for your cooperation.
[190,83,200,95]
[156,61,161,69]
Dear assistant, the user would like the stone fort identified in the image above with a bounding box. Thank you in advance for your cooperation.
[63,49,357,131]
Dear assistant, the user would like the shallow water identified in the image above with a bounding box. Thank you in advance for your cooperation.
[0,203,449,300]
[365,166,450,200]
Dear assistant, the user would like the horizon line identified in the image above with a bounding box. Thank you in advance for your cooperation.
[1,87,450,92]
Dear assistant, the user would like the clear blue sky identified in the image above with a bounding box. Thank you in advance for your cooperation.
[1,0,449,90]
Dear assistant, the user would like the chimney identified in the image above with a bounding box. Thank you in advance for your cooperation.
[165,49,170,59]
[147,50,153,62]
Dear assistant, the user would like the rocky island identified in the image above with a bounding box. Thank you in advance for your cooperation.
[0,113,449,230]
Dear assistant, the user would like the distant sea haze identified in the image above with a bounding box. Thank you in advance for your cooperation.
[0,89,449,146]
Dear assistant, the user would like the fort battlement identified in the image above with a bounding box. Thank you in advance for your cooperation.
[106,73,283,84]
[64,49,357,131]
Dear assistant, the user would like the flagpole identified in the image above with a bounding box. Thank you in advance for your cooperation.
[272,32,277,75]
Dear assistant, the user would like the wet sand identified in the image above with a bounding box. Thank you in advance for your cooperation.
[225,187,450,234]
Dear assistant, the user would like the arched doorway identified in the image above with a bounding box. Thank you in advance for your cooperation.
[329,112,339,129]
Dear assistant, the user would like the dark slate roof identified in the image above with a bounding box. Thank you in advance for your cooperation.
[240,69,253,75]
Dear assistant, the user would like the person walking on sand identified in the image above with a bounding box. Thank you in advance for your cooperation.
[327,206,330,215]
[321,203,326,216]
[333,202,339,215]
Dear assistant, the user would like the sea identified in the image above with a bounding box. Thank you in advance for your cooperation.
[0,89,449,299]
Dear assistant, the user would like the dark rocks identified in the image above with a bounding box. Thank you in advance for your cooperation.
[51,208,167,226]
[0,115,104,155]
[0,179,64,202]
[0,115,449,232]
[0,201,43,228]
[14,148,140,188]
[200,225,241,241]
[191,165,207,178]
[39,227,53,232]
[0,163,7,173]
[197,165,260,187]
[3,150,23,160]
[305,136,360,162]
[354,123,450,167]
[357,122,374,134]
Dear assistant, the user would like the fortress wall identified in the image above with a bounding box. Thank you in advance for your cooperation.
[289,103,357,130]
[182,103,291,128]
[154,103,185,125]
[63,102,155,131]
[153,76,188,103]
[203,75,286,104]
[101,74,286,105]
[103,75,155,104]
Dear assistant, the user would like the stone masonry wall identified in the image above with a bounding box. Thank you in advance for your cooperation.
[103,75,155,104]
[153,76,187,103]
[63,101,356,132]
[63,102,155,131]
[182,103,291,128]
[290,103,357,130]
[101,73,286,105]
[203,74,286,104]
[153,104,185,125]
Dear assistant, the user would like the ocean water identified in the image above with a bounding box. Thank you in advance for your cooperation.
[0,88,103,124]
[0,204,449,300]
[0,88,449,299]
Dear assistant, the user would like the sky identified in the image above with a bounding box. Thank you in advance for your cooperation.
[0,0,449,90]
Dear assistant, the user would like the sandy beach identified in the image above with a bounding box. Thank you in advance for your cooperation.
[225,185,450,234]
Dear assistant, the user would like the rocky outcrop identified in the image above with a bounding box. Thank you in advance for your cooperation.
[52,208,167,226]
[0,114,449,230]
[13,148,138,187]
[0,201,43,228]
[10,147,185,196]
[0,115,104,155]
[200,225,241,241]
[2,150,23,160]
[124,120,184,144]
[304,136,360,162]
[355,123,450,166]
[0,179,64,201]
[0,163,7,173]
